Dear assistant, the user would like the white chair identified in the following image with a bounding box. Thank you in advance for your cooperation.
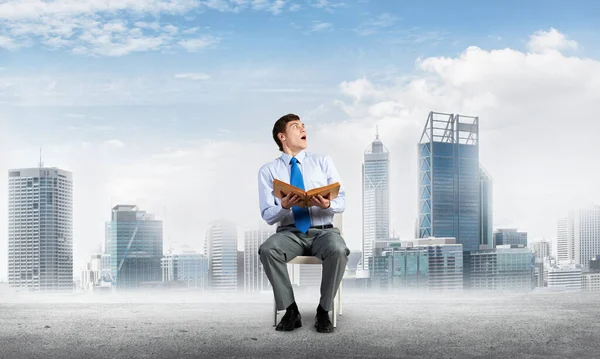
[273,255,343,328]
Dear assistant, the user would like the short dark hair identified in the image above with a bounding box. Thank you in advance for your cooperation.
[272,114,300,151]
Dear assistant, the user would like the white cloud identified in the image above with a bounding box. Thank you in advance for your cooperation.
[181,27,199,34]
[339,77,383,102]
[0,0,336,55]
[0,0,199,20]
[134,21,161,31]
[179,36,220,51]
[256,0,287,14]
[527,28,578,53]
[104,139,125,149]
[0,1,217,56]
[174,73,211,80]
[311,0,345,10]
[103,21,128,33]
[355,13,396,36]
[0,35,22,50]
[163,24,179,35]
[330,30,600,243]
[311,22,332,32]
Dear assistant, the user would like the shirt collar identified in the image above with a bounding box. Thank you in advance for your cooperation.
[281,150,306,165]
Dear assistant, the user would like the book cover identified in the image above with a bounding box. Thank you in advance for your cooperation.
[273,179,340,208]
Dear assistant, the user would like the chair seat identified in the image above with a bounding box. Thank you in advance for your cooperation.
[288,256,322,265]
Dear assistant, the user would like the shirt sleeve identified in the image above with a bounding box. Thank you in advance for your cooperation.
[322,155,345,214]
[258,164,291,225]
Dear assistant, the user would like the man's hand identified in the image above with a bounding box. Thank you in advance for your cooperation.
[310,194,330,209]
[281,192,304,209]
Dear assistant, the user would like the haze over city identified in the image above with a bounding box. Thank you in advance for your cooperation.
[1,1,599,282]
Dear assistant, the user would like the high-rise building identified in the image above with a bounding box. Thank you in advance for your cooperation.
[571,207,600,269]
[494,229,528,247]
[161,250,209,289]
[479,167,493,249]
[244,227,274,292]
[237,250,244,291]
[205,220,238,291]
[418,112,482,253]
[8,167,73,291]
[470,246,535,292]
[557,207,600,268]
[529,240,552,260]
[361,130,389,270]
[106,205,163,289]
[556,217,569,262]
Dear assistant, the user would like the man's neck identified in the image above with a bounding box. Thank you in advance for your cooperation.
[283,148,303,157]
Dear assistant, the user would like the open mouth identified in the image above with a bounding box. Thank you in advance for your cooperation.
[301,135,306,140]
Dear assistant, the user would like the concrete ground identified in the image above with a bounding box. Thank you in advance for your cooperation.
[0,289,599,359]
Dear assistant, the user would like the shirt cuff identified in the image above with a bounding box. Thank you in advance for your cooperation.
[324,198,340,214]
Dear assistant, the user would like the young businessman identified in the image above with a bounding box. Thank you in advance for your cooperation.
[257,114,349,333]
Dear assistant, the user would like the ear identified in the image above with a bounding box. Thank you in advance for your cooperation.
[278,132,286,143]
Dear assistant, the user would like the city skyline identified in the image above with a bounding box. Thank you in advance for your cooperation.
[2,2,600,282]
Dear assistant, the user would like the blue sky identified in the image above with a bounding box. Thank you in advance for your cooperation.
[1,0,600,279]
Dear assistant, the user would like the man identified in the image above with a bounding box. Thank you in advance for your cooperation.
[257,113,349,333]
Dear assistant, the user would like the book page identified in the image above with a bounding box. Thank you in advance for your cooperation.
[306,182,340,201]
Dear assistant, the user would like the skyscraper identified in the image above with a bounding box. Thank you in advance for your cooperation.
[244,227,274,292]
[106,205,163,289]
[361,130,389,270]
[8,167,73,291]
[205,220,238,291]
[557,217,569,262]
[479,166,493,249]
[557,207,600,268]
[418,112,481,252]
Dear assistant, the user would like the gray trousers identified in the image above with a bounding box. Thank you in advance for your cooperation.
[259,226,350,312]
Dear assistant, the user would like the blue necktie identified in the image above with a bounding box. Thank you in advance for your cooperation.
[290,157,311,233]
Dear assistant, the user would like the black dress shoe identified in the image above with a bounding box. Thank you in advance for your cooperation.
[276,309,302,331]
[314,311,333,333]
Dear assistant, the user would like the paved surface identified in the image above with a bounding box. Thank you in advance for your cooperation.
[0,289,599,358]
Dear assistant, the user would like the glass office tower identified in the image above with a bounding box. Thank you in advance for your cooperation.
[106,205,163,289]
[418,112,481,252]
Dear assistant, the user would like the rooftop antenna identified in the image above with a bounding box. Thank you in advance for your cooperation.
[39,147,43,168]
[376,124,379,139]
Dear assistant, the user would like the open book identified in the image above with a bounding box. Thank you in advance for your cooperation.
[273,179,340,208]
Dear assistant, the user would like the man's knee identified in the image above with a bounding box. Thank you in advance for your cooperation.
[332,244,350,258]
[326,237,350,259]
[259,240,283,262]
[328,232,350,257]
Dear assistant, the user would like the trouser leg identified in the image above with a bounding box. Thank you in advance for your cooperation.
[259,230,306,310]
[310,228,349,312]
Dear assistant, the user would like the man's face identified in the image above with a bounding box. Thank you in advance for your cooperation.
[282,120,307,151]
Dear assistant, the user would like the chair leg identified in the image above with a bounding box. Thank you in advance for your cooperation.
[332,294,337,328]
[339,282,343,316]
[273,298,277,327]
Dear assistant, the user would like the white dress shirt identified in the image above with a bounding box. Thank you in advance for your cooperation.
[258,150,346,227]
